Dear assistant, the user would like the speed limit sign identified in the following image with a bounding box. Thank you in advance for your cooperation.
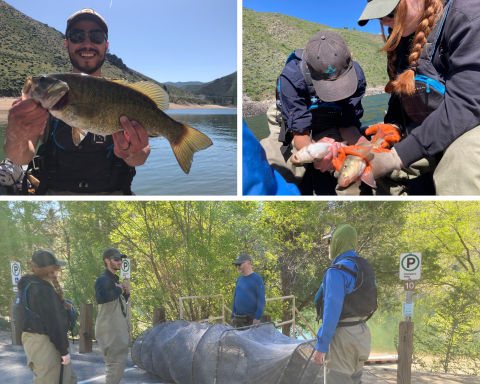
[121,258,131,279]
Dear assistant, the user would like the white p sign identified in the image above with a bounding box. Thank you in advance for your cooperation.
[11,262,21,285]
[399,252,422,280]
[121,258,131,279]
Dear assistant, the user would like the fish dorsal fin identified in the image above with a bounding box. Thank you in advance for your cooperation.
[124,81,169,111]
[103,77,129,85]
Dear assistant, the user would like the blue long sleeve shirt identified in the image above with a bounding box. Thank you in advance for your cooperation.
[231,272,266,320]
[315,250,359,353]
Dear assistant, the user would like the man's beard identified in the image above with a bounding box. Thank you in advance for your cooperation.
[69,48,106,75]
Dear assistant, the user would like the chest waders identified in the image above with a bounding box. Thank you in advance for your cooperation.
[23,117,135,195]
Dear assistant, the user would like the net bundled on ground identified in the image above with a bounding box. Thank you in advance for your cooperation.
[132,320,322,384]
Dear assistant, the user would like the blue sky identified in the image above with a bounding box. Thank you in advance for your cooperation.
[4,0,237,83]
[242,0,386,35]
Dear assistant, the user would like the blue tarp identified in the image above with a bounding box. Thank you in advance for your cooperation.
[242,121,300,196]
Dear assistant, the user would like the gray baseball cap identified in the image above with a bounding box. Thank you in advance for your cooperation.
[358,0,400,26]
[102,248,127,260]
[31,250,67,268]
[232,253,252,265]
[305,31,357,102]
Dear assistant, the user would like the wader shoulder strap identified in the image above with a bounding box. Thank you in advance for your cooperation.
[299,50,316,98]
[422,0,452,61]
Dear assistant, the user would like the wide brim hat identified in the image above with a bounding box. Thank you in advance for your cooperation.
[358,0,401,26]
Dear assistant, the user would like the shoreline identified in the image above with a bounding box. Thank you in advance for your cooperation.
[242,86,385,118]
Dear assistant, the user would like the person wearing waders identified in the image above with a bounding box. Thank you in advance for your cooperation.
[231,253,266,328]
[313,225,377,384]
[14,250,77,384]
[95,248,130,384]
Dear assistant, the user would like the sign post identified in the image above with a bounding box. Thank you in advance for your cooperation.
[397,253,421,384]
[120,259,132,346]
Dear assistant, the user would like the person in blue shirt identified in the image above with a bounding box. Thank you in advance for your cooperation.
[313,225,377,384]
[231,253,266,327]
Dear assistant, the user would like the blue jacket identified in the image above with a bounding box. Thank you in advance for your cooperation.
[315,250,359,352]
[242,122,301,196]
[279,59,366,134]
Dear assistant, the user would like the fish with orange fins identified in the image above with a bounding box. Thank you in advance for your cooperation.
[333,145,377,188]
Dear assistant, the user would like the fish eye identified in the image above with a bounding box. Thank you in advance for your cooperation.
[39,76,46,83]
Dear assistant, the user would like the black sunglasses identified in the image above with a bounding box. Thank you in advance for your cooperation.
[67,29,107,44]
[109,256,121,262]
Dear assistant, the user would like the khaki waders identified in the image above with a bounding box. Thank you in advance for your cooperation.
[95,294,129,384]
[324,318,371,384]
[260,103,370,195]
[22,332,77,384]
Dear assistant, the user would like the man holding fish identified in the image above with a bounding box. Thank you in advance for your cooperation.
[4,8,211,195]
[278,31,372,195]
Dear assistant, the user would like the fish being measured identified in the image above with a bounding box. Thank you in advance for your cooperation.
[21,73,213,174]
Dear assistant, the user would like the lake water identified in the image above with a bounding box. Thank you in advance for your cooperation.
[0,108,237,196]
[245,93,391,141]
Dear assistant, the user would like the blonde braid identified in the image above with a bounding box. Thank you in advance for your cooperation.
[391,0,443,95]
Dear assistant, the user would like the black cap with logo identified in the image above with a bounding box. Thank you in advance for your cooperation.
[102,248,127,260]
[232,253,252,265]
[305,31,357,102]
[31,250,67,268]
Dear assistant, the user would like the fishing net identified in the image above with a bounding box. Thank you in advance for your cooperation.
[132,320,323,384]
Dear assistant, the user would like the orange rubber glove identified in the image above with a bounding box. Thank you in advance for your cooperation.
[365,124,401,149]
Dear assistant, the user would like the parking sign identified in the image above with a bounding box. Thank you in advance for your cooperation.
[11,262,21,285]
[399,253,422,280]
[121,258,131,279]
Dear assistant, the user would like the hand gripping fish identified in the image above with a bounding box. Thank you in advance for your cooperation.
[290,136,347,165]
[21,73,213,174]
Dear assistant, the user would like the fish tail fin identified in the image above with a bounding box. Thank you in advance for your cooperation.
[170,123,213,174]
[376,126,386,140]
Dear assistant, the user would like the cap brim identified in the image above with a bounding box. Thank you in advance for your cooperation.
[358,0,400,26]
[56,260,67,266]
[312,64,357,102]
[322,234,333,240]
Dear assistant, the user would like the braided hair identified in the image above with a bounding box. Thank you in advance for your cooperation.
[31,263,72,310]
[380,0,443,95]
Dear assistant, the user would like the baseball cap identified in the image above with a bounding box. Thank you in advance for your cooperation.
[31,250,67,268]
[358,0,400,26]
[102,248,127,260]
[232,253,252,265]
[305,31,357,102]
[66,8,108,37]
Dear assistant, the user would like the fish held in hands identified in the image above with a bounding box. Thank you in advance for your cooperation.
[22,73,213,174]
